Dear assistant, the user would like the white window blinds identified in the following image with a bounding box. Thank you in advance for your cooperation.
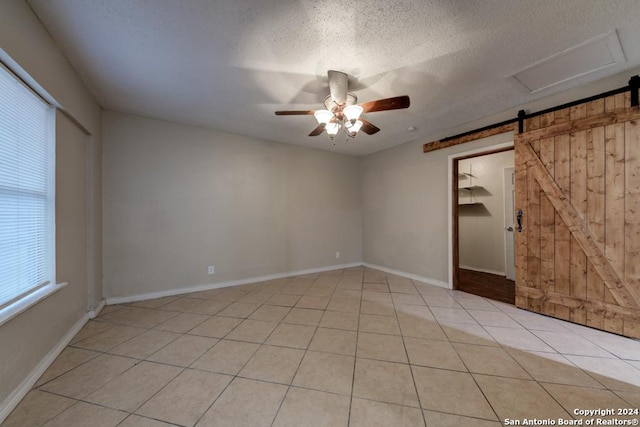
[0,65,54,309]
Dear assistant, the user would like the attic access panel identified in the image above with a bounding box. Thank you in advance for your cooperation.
[510,31,625,93]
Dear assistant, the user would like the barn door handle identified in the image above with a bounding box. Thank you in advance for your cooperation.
[516,209,523,232]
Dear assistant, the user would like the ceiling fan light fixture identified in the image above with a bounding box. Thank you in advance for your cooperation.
[346,120,363,137]
[343,105,363,123]
[275,71,410,143]
[314,109,334,125]
[325,122,340,139]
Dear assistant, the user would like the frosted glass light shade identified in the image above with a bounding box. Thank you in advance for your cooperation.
[343,105,363,122]
[325,122,340,137]
[314,110,334,125]
[350,120,363,133]
[346,120,363,137]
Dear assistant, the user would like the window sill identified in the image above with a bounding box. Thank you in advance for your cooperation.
[0,282,68,327]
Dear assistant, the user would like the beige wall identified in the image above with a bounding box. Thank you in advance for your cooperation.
[361,67,640,287]
[0,0,102,411]
[103,111,362,300]
[55,111,92,311]
[458,150,515,274]
[361,133,514,285]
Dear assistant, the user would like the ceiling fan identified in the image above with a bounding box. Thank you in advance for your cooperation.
[275,70,410,141]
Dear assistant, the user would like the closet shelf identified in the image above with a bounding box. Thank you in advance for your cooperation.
[459,185,484,192]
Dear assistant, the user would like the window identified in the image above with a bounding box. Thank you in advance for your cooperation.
[0,63,55,316]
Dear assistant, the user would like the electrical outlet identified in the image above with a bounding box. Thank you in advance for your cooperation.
[208,266,215,275]
[336,251,340,259]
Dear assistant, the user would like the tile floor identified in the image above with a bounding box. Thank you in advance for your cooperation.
[4,267,640,426]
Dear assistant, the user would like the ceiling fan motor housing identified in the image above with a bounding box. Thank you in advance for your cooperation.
[323,93,358,120]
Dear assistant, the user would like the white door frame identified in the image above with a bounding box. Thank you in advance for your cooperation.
[503,167,516,281]
[447,141,514,289]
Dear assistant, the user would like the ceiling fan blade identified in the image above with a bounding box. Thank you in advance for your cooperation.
[328,70,348,105]
[308,124,325,136]
[359,118,380,135]
[361,95,410,113]
[275,110,315,115]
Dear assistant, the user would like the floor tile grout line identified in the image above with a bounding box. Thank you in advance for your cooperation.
[33,386,160,423]
[39,348,169,395]
[415,285,455,346]
[268,272,331,427]
[143,343,621,392]
[143,280,289,426]
[26,279,254,424]
[447,310,582,421]
[509,347,619,401]
[33,348,103,390]
[518,376,577,420]
[89,357,189,417]
[474,319,553,354]
[611,389,640,408]
[526,327,620,359]
[154,311,216,334]
[270,384,292,426]
[422,283,582,423]
[346,272,364,427]
[116,412,181,426]
[189,365,238,426]
[109,326,186,361]
[390,274,429,427]
[445,327,512,422]
[19,390,83,426]
[54,399,121,425]
[60,298,251,424]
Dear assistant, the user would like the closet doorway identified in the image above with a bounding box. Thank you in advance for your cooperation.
[453,147,515,304]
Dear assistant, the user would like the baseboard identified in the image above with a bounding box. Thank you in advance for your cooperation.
[362,262,451,289]
[105,261,452,306]
[88,299,105,319]
[105,262,362,305]
[459,265,506,276]
[0,312,89,424]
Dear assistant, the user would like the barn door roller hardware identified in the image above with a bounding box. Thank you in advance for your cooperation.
[437,74,639,143]
[515,75,639,133]
[630,75,639,108]
[517,110,526,134]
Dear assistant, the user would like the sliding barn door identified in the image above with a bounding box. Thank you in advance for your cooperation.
[515,92,640,338]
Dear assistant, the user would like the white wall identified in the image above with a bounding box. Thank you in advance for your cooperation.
[458,150,514,274]
[103,111,362,300]
[0,0,102,415]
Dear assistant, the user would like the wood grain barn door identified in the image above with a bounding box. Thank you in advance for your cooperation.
[514,92,640,338]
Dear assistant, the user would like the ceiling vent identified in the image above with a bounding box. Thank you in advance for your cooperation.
[509,31,626,93]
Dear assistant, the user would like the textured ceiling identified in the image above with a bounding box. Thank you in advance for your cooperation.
[27,0,640,155]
